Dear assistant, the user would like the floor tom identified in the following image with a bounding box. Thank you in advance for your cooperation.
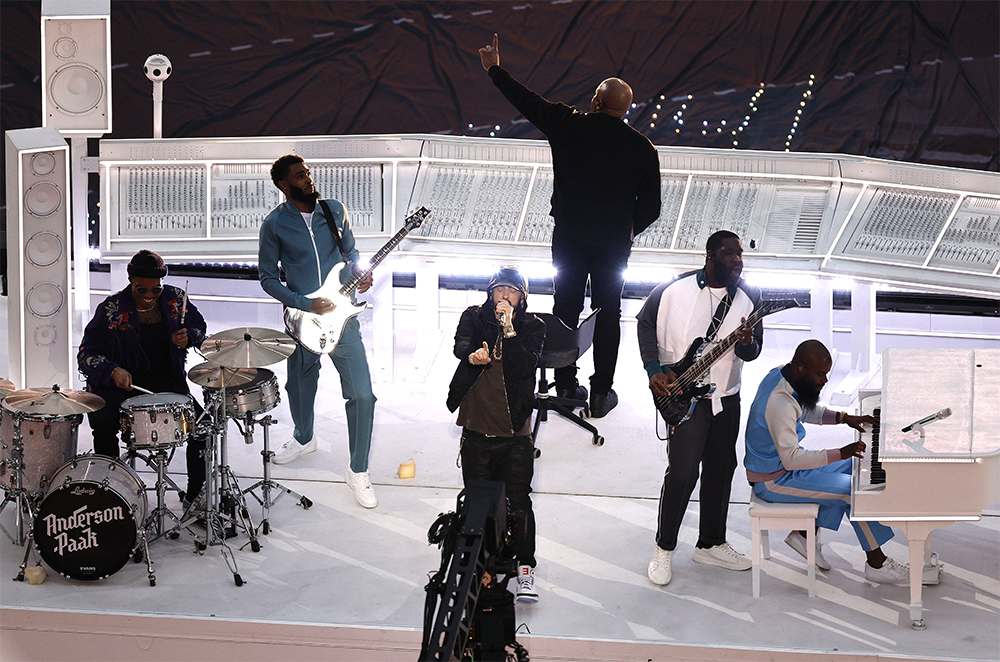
[0,400,80,495]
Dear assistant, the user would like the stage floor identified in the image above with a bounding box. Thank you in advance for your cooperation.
[1,286,998,661]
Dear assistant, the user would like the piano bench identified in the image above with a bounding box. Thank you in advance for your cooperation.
[749,494,820,598]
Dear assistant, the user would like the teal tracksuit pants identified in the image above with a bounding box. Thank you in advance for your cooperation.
[285,317,375,473]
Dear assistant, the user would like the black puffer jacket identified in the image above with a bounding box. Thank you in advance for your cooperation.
[446,298,545,434]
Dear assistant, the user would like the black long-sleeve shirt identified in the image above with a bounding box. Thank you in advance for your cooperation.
[489,66,662,248]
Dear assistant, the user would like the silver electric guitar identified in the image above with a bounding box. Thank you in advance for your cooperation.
[283,207,430,354]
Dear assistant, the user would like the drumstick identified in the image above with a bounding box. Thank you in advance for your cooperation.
[180,280,190,325]
[130,384,155,395]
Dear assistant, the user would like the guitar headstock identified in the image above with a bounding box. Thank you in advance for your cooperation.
[404,207,431,231]
[759,291,810,316]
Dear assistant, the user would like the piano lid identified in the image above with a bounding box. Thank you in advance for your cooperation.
[881,348,1000,459]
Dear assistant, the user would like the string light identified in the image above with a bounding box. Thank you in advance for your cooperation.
[732,83,765,149]
[785,74,815,151]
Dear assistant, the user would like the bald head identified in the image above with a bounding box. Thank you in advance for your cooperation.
[591,78,633,118]
[792,339,832,367]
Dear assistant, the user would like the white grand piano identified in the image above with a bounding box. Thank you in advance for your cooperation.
[852,348,1000,630]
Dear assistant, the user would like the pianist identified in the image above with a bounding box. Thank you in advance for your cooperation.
[743,340,910,584]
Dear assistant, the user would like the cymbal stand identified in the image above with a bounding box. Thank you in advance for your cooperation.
[238,413,312,535]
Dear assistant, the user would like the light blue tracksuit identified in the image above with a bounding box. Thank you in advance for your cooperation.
[258,199,375,472]
[744,367,893,552]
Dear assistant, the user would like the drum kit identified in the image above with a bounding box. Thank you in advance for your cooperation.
[0,326,309,588]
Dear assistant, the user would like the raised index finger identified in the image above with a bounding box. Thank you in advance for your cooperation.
[493,33,498,50]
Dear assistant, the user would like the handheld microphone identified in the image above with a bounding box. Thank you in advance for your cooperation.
[499,311,508,327]
[901,408,951,433]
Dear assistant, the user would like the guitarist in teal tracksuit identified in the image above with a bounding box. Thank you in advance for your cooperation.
[258,154,378,509]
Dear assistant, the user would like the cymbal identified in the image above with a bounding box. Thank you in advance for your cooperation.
[188,363,257,389]
[201,327,296,368]
[0,378,15,397]
[3,385,105,416]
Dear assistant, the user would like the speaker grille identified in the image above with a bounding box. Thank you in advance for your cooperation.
[48,63,105,114]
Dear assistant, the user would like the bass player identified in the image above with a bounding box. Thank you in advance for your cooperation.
[636,230,763,585]
[258,154,378,509]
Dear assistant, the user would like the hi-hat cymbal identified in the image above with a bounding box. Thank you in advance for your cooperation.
[188,363,257,389]
[3,385,105,415]
[201,327,296,368]
[0,378,15,397]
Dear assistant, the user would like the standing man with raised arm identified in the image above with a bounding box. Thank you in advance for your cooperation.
[637,231,762,585]
[258,155,378,509]
[478,33,662,418]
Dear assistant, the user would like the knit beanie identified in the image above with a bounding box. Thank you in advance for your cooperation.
[127,250,167,278]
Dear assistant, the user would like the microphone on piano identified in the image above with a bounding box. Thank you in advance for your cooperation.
[901,408,952,433]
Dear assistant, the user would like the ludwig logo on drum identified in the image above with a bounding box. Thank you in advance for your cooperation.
[70,485,96,496]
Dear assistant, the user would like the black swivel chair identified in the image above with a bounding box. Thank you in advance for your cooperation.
[531,310,603,456]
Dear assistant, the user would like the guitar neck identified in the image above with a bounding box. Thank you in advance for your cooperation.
[681,305,771,384]
[339,225,412,297]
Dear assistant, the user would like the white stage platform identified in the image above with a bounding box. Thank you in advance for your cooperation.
[2,278,998,661]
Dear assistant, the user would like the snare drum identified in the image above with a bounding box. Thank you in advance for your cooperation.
[33,455,147,581]
[121,393,195,450]
[0,400,80,495]
[207,369,280,418]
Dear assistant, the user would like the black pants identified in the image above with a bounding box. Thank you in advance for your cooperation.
[87,384,206,498]
[655,395,740,551]
[551,235,631,395]
[460,430,536,568]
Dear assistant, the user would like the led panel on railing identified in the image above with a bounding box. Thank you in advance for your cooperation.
[926,196,1000,273]
[845,189,960,264]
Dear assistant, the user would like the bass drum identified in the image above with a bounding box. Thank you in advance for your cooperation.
[33,455,147,581]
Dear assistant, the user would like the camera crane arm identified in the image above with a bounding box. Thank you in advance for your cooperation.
[420,481,506,662]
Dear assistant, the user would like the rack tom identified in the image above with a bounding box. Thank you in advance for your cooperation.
[121,393,194,450]
[205,369,280,418]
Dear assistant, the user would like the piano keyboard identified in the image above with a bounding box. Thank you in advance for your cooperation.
[854,394,885,492]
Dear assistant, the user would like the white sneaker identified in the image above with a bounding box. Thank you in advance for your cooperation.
[784,531,832,571]
[345,468,378,508]
[515,565,538,603]
[693,542,752,571]
[865,557,909,585]
[648,546,672,585]
[271,437,316,465]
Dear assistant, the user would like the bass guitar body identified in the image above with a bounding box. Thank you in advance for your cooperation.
[283,263,367,355]
[652,337,715,426]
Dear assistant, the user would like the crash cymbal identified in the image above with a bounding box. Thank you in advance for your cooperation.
[188,363,258,389]
[3,385,105,415]
[0,378,15,397]
[201,327,296,368]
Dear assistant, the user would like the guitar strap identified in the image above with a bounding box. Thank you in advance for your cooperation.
[704,289,735,343]
[318,200,349,263]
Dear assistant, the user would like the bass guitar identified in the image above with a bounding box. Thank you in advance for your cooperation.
[653,295,806,426]
[284,207,430,354]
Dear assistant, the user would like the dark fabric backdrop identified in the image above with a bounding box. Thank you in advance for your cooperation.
[2,0,997,195]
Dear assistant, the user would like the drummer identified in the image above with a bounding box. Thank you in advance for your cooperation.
[78,249,208,506]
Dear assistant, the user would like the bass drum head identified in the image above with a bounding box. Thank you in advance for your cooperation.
[34,469,141,581]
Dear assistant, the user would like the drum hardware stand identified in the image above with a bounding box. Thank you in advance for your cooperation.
[127,445,194,542]
[238,413,313,535]
[0,431,37,548]
[193,383,261,586]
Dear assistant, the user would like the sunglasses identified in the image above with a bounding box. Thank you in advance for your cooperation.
[134,285,163,295]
